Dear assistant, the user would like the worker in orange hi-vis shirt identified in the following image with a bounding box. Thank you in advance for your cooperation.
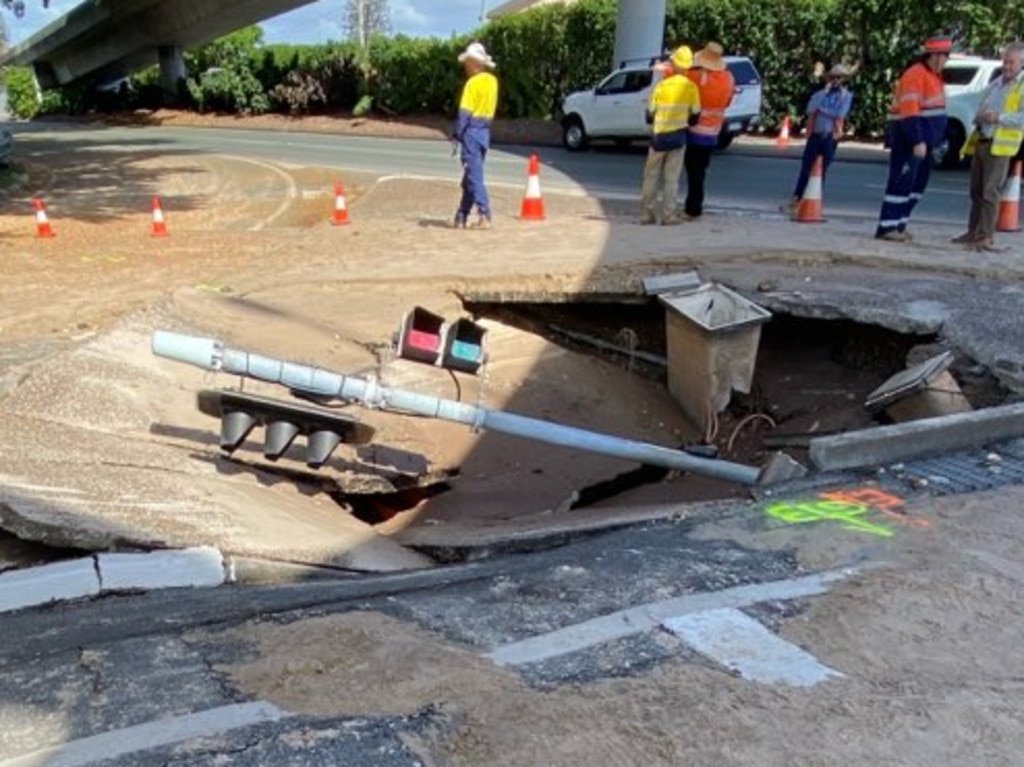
[683,42,734,219]
[875,35,952,242]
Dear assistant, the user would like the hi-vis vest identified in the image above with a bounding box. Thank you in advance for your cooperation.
[650,74,701,136]
[963,77,1024,158]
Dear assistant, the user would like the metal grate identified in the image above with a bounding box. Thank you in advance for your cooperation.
[896,444,1024,495]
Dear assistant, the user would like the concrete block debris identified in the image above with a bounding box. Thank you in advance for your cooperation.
[97,547,226,591]
[866,351,971,422]
[809,402,1024,471]
[0,547,228,614]
[0,558,100,614]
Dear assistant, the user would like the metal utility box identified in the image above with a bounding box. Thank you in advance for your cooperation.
[659,284,772,429]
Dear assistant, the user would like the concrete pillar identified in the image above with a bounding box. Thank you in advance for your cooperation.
[158,45,186,102]
[613,0,666,69]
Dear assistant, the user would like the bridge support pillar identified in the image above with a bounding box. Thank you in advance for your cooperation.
[613,0,666,68]
[158,45,187,102]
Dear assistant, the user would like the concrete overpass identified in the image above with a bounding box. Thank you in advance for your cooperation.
[0,0,316,94]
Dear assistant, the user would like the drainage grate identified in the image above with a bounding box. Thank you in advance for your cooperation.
[895,443,1024,495]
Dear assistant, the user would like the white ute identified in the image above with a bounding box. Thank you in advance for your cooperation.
[937,55,1004,169]
[560,55,763,152]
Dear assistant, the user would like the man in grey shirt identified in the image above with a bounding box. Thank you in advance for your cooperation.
[953,41,1024,251]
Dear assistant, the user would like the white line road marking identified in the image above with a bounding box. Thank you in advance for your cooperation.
[0,701,286,767]
[662,607,843,686]
[486,568,858,667]
[218,154,298,231]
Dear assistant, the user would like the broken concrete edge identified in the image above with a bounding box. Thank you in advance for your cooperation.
[0,546,456,614]
[808,401,1024,472]
[0,547,227,615]
[392,498,745,554]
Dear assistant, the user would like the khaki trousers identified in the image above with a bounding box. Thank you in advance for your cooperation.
[641,146,685,220]
[968,141,1011,240]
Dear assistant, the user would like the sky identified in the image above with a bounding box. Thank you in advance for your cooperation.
[4,0,489,46]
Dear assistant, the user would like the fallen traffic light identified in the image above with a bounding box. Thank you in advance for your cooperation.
[196,389,375,469]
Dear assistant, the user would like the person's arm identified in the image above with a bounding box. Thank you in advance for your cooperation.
[646,81,661,125]
[687,83,701,126]
[974,82,999,127]
[453,77,478,141]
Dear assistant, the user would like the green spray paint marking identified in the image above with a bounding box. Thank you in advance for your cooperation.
[765,500,895,538]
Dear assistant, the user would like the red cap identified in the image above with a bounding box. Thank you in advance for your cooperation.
[922,36,953,55]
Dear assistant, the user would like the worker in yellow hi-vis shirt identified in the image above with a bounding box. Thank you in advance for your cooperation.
[451,42,499,229]
[641,46,701,225]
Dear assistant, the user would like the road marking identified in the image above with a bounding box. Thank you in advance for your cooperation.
[218,154,298,231]
[486,568,858,667]
[0,701,286,767]
[662,607,843,686]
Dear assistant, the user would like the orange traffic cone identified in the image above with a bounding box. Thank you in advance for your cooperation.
[794,156,825,223]
[519,154,546,221]
[151,196,168,237]
[331,182,350,226]
[997,160,1022,233]
[32,198,55,238]
[777,115,792,147]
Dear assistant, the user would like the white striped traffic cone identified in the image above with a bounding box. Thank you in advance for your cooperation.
[794,156,825,223]
[997,160,1022,233]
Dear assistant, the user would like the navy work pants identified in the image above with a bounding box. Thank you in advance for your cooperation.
[684,143,714,217]
[457,133,491,223]
[793,133,837,199]
[876,137,932,237]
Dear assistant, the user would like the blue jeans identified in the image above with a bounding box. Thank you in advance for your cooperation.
[793,132,837,198]
[457,134,490,222]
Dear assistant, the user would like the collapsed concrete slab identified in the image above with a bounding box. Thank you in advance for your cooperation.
[0,324,434,573]
[809,402,1024,472]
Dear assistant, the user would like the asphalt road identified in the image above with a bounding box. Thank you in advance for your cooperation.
[10,123,970,224]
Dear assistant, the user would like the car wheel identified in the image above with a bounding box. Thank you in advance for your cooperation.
[935,121,966,170]
[562,117,588,152]
[716,130,735,151]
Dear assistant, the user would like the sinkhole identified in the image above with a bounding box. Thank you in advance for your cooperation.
[294,288,1013,527]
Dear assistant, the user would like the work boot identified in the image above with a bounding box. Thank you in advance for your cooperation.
[640,211,657,225]
[951,231,977,244]
[660,213,684,226]
[448,213,468,229]
[468,214,492,230]
[876,230,910,243]
[973,237,1007,253]
[780,198,799,217]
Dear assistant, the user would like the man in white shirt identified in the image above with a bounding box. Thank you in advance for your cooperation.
[953,41,1024,251]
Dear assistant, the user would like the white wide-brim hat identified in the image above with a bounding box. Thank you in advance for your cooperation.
[458,42,496,68]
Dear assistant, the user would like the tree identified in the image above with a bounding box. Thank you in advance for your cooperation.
[344,0,391,50]
[1,1,50,19]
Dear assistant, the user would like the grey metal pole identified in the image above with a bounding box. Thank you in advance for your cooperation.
[152,331,761,486]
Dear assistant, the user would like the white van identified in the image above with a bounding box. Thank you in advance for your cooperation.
[560,55,763,151]
[935,55,1003,169]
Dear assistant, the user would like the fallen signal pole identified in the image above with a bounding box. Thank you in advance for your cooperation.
[151,331,764,486]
